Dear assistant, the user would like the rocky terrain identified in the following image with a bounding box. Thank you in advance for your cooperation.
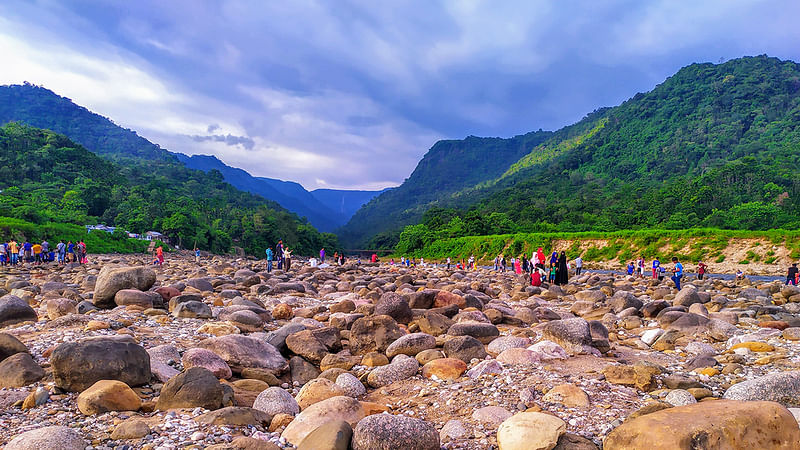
[1,252,800,449]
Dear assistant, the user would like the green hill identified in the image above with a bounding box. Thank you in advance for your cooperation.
[0,122,337,255]
[340,55,800,249]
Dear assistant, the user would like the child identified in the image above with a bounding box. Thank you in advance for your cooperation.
[549,264,557,283]
[627,262,634,276]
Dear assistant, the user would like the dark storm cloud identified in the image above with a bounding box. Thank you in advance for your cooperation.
[1,0,799,189]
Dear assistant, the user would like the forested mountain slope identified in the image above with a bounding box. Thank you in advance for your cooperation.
[342,55,800,248]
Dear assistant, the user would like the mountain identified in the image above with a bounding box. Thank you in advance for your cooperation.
[341,55,800,248]
[311,188,391,222]
[0,83,382,233]
[0,122,338,255]
[337,130,552,246]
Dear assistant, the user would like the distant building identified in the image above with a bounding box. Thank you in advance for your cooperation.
[144,231,168,243]
[86,224,116,234]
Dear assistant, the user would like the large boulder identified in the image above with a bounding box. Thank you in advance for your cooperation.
[281,396,365,446]
[93,266,156,308]
[385,333,436,358]
[349,315,405,355]
[447,322,500,344]
[0,295,37,328]
[114,289,160,309]
[604,400,800,449]
[367,354,420,388]
[77,380,142,415]
[723,371,800,406]
[540,318,593,354]
[443,336,487,363]
[351,414,439,450]
[181,348,232,379]
[673,286,702,307]
[0,332,29,362]
[4,426,86,450]
[253,386,300,417]
[497,411,566,450]
[298,420,352,450]
[0,353,44,387]
[374,292,413,324]
[51,337,151,392]
[155,367,224,410]
[198,335,288,374]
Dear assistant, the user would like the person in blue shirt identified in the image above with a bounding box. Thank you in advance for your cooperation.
[627,262,634,275]
[671,257,684,290]
[265,247,274,273]
[652,257,660,279]
[194,247,201,264]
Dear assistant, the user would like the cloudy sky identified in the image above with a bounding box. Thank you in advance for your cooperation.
[1,1,799,190]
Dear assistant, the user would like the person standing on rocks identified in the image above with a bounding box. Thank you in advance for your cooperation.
[697,261,708,280]
[276,240,284,270]
[41,240,49,263]
[446,257,451,269]
[574,255,583,275]
[652,257,661,279]
[56,240,66,265]
[555,251,569,285]
[32,241,42,265]
[320,247,325,263]
[786,263,798,286]
[194,247,201,264]
[67,240,74,262]
[265,246,274,272]
[284,247,292,271]
[671,257,684,290]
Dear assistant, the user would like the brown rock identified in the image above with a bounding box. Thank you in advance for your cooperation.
[77,380,141,415]
[421,358,467,380]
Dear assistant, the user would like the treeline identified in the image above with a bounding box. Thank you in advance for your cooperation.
[0,123,339,255]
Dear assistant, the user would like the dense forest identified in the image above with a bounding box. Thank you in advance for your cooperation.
[339,56,800,251]
[0,123,338,255]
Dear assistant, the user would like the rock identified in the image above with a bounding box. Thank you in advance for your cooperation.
[487,336,531,355]
[0,332,28,361]
[0,353,44,387]
[543,383,590,407]
[497,348,540,365]
[540,318,592,354]
[664,389,697,407]
[473,406,513,426]
[723,371,800,405]
[173,300,213,318]
[673,286,702,307]
[198,322,241,336]
[264,323,306,351]
[45,298,77,319]
[156,367,224,410]
[443,336,487,363]
[286,328,341,364]
[385,332,436,358]
[440,419,468,442]
[422,358,467,380]
[182,348,233,379]
[196,406,272,426]
[367,354,420,387]
[575,289,607,302]
[111,418,150,440]
[375,292,413,324]
[417,311,454,336]
[320,352,358,371]
[0,295,37,327]
[349,315,405,355]
[272,303,293,320]
[434,290,466,309]
[553,433,598,450]
[466,359,503,378]
[351,413,439,450]
[408,290,437,309]
[336,372,366,397]
[602,363,660,391]
[297,419,352,450]
[296,378,346,410]
[604,400,800,449]
[527,340,569,360]
[254,386,300,417]
[666,313,710,333]
[447,322,500,343]
[497,411,566,450]
[114,289,158,308]
[198,335,288,374]
[77,380,141,415]
[51,337,151,392]
[187,277,214,292]
[4,426,86,450]
[93,266,156,308]
[640,329,664,346]
[290,356,322,384]
[609,291,643,313]
[281,396,365,446]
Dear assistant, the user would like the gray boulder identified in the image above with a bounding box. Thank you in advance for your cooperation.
[93,266,156,308]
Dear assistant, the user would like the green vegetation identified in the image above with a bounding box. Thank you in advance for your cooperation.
[0,217,156,253]
[0,123,338,255]
[342,56,800,249]
[392,228,800,265]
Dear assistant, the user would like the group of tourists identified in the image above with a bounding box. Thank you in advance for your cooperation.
[265,240,293,273]
[0,239,86,266]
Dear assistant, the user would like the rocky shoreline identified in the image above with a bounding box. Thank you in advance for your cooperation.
[1,253,799,449]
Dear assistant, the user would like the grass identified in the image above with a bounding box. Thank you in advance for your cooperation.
[391,228,800,264]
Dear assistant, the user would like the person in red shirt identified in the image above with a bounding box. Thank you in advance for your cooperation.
[697,261,708,280]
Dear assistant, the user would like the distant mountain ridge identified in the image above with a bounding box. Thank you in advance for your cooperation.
[0,83,383,232]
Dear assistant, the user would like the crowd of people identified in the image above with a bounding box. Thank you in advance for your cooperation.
[0,239,87,266]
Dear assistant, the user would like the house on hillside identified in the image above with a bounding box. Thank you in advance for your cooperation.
[144,231,169,244]
[86,224,116,234]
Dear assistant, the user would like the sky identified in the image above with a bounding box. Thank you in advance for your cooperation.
[1,1,799,190]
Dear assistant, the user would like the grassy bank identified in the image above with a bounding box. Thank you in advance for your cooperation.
[0,217,159,254]
[392,228,800,266]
